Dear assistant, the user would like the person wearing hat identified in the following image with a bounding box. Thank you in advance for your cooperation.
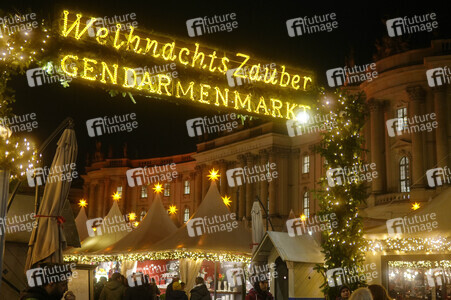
[170,281,188,300]
[338,285,351,300]
[245,278,273,300]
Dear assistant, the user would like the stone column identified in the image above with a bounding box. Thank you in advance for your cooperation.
[120,177,128,213]
[219,160,228,195]
[245,153,255,219]
[96,180,105,218]
[102,179,110,217]
[194,166,203,208]
[406,86,426,187]
[259,150,269,211]
[432,86,449,168]
[237,155,247,219]
[201,164,209,199]
[268,149,277,216]
[368,99,386,194]
[88,182,96,218]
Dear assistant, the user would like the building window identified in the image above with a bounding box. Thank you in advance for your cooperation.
[141,186,148,198]
[164,183,171,196]
[303,192,310,217]
[184,180,190,195]
[116,186,122,196]
[396,107,408,132]
[400,156,410,193]
[184,208,190,223]
[140,209,146,221]
[302,155,310,174]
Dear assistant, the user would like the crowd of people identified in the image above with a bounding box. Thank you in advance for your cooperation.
[337,284,392,300]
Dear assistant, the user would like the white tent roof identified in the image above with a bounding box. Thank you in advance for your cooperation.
[98,194,177,254]
[253,231,324,263]
[65,201,130,254]
[364,187,451,239]
[147,181,252,255]
[75,207,89,242]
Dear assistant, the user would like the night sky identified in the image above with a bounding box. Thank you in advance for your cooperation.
[2,0,449,187]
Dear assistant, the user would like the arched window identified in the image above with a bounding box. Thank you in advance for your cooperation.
[141,186,148,198]
[184,208,190,223]
[164,183,171,196]
[184,180,190,194]
[303,191,310,218]
[140,209,146,221]
[400,156,410,193]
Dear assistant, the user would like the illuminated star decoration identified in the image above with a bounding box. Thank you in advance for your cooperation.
[168,205,178,215]
[78,199,87,208]
[153,183,163,194]
[112,192,121,201]
[222,195,232,207]
[300,214,307,222]
[133,221,139,227]
[207,168,220,181]
[411,202,421,211]
[129,212,137,221]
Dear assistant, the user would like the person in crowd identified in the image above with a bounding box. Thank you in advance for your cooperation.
[245,279,273,300]
[349,288,373,300]
[148,277,160,300]
[171,281,188,300]
[190,277,211,300]
[180,282,186,291]
[94,277,107,300]
[165,277,180,300]
[121,274,129,287]
[20,263,76,300]
[99,272,126,300]
[368,284,392,300]
[338,285,351,300]
[124,273,153,300]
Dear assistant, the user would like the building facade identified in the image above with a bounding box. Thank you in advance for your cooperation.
[81,39,450,229]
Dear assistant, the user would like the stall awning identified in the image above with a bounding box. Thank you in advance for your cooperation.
[253,231,324,263]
